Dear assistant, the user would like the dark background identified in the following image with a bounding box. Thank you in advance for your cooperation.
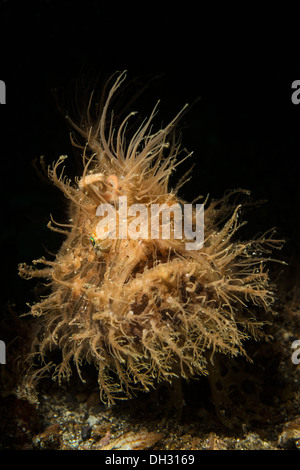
[1,0,300,313]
